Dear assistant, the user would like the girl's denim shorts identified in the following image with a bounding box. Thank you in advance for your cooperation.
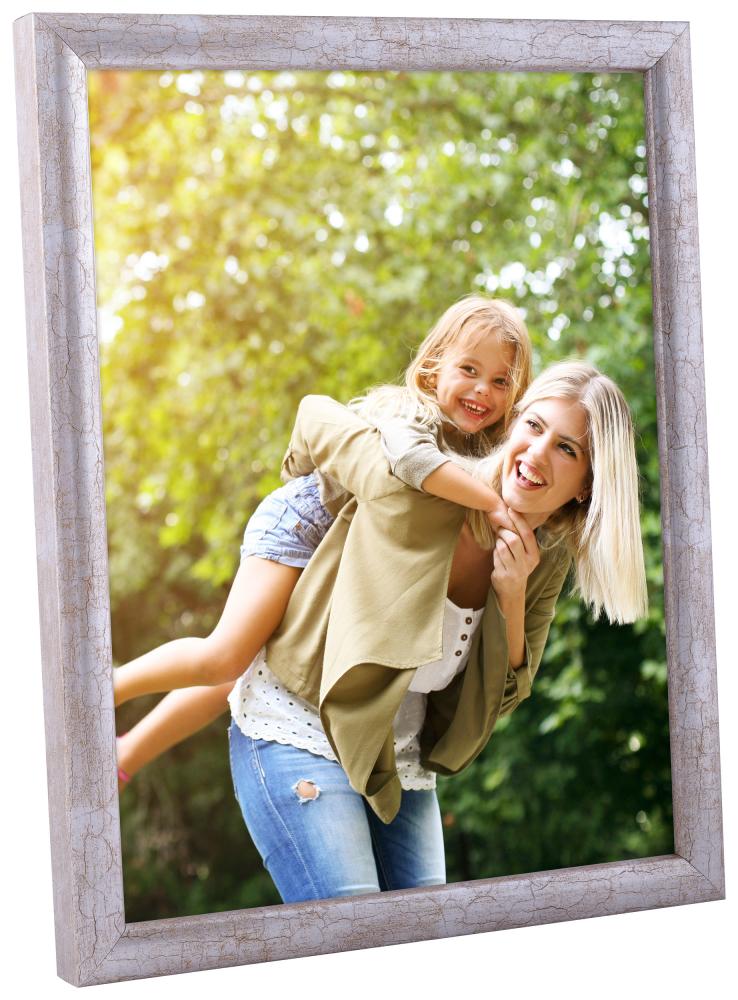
[240,473,335,569]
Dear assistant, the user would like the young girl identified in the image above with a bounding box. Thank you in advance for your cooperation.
[114,295,532,779]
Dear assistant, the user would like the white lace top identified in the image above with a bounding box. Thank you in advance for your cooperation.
[228,598,484,791]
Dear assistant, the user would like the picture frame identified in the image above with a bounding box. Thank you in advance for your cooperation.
[13,12,723,987]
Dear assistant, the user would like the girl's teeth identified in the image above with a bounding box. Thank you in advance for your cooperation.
[461,401,486,415]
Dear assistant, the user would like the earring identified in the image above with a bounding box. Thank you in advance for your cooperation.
[576,491,589,504]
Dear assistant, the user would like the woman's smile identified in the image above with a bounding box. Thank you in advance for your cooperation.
[502,397,590,517]
[515,458,546,489]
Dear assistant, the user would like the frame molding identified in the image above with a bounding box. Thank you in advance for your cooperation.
[13,13,723,987]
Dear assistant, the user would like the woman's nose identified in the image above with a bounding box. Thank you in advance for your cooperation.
[526,437,549,465]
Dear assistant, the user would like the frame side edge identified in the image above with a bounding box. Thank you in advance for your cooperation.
[13,13,81,985]
[13,12,126,986]
[644,27,724,896]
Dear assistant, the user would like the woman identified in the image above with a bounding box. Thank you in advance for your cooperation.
[119,361,647,903]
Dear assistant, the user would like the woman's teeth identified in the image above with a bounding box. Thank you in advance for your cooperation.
[518,460,544,485]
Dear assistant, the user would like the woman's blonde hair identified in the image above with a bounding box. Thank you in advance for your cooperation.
[467,360,648,625]
[353,295,533,455]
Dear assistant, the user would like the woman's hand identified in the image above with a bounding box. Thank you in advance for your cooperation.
[491,509,540,670]
[491,508,540,602]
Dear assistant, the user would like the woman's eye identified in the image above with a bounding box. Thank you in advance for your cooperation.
[560,443,576,457]
[525,419,541,431]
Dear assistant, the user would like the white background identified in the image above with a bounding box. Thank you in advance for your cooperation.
[2,2,733,996]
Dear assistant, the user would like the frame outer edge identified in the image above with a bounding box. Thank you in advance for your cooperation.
[39,13,684,71]
[645,28,724,894]
[88,855,715,984]
[14,13,125,986]
[13,14,77,984]
[14,12,724,987]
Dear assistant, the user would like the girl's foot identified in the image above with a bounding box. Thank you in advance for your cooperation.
[117,735,131,792]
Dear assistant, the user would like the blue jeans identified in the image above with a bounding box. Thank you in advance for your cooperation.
[228,721,446,903]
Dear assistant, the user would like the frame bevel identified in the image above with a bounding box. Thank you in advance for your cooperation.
[13,12,723,987]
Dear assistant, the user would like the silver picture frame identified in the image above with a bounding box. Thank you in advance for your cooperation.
[13,13,723,987]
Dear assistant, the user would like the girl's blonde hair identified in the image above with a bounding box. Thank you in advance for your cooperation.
[353,295,533,455]
[467,360,648,625]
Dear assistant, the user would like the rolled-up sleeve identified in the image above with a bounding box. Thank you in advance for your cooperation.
[376,416,450,492]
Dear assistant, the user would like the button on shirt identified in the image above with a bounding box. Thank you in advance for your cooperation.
[229,598,484,790]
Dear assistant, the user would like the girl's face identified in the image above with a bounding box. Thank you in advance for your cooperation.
[501,398,591,519]
[433,334,514,434]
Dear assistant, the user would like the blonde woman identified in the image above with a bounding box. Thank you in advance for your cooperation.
[120,360,647,903]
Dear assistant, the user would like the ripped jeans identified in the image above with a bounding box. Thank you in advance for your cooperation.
[228,721,446,904]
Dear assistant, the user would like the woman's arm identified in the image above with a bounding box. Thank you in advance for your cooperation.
[498,535,572,709]
[420,528,570,769]
[490,510,541,669]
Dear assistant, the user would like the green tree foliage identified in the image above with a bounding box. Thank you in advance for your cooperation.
[89,68,669,919]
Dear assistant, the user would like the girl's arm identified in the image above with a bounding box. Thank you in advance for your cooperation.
[375,412,515,532]
[117,683,232,787]
[422,462,513,530]
[286,395,513,531]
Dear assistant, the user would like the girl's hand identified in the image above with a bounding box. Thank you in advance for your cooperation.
[486,491,517,536]
[491,508,540,601]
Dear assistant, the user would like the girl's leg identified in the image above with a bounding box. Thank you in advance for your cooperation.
[117,682,233,788]
[114,558,301,706]
[228,723,381,903]
[365,789,446,891]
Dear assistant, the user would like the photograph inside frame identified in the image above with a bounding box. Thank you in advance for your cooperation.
[89,67,671,920]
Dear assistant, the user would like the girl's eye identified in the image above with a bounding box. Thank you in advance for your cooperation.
[494,378,510,388]
[461,365,477,375]
[525,418,541,432]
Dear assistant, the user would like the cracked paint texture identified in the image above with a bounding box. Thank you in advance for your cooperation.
[14,12,723,987]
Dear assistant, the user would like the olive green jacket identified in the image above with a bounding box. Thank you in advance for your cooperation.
[265,396,572,824]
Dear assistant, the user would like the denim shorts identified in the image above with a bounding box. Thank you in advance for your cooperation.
[228,721,446,903]
[240,473,335,569]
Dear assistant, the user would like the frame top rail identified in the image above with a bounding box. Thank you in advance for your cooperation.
[33,13,688,72]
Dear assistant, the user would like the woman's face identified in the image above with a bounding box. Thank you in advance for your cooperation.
[501,397,591,518]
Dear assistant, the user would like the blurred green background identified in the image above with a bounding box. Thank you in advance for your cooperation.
[89,68,670,921]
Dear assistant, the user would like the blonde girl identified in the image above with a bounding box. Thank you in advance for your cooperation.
[113,296,533,730]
